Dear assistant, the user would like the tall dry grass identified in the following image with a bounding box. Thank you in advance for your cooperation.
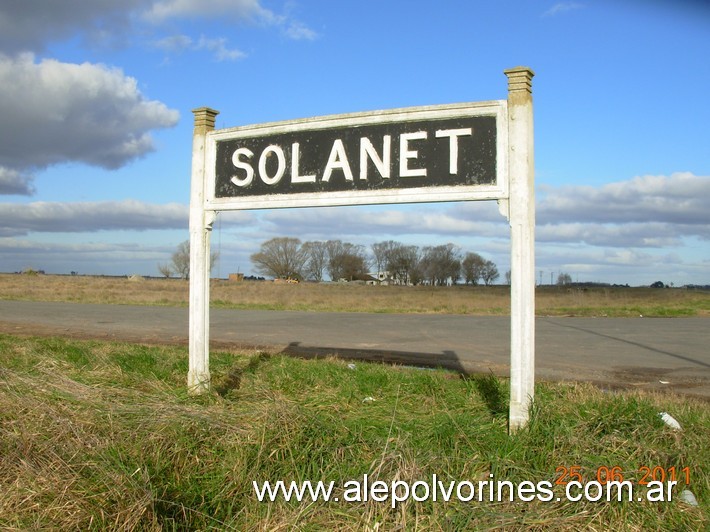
[1,335,707,530]
[0,273,189,306]
[1,273,708,316]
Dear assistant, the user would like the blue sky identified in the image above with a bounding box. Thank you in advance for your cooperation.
[0,0,708,285]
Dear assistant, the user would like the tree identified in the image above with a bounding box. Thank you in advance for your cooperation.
[167,240,219,279]
[157,263,173,278]
[171,240,191,279]
[325,240,368,281]
[557,272,572,286]
[340,250,369,281]
[386,243,419,285]
[461,252,499,286]
[462,252,486,285]
[480,260,499,286]
[167,240,219,280]
[370,240,402,276]
[301,241,328,282]
[251,237,307,280]
[371,240,419,285]
[420,244,461,286]
[371,241,393,280]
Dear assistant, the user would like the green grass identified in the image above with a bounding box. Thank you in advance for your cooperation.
[0,334,707,530]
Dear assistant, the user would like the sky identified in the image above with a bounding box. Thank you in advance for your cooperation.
[0,0,708,286]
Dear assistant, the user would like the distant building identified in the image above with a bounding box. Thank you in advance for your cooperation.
[367,271,412,286]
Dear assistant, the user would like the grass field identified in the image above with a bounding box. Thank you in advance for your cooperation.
[2,273,709,317]
[0,334,707,530]
[1,274,707,528]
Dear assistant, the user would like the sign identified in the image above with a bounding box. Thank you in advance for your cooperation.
[205,103,508,210]
[189,67,535,431]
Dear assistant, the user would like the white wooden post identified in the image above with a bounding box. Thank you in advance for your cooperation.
[188,107,219,394]
[505,67,535,431]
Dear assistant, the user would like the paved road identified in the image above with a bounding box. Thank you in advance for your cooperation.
[1,300,708,397]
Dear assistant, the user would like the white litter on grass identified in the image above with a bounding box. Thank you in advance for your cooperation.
[347,363,357,370]
[659,380,670,384]
[401,365,435,371]
[658,412,682,431]
[679,489,699,506]
[362,396,375,403]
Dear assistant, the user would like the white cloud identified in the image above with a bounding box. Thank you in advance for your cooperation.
[1,0,316,60]
[537,221,706,248]
[143,0,317,42]
[153,34,193,53]
[153,34,247,61]
[0,202,254,274]
[0,54,179,185]
[534,243,708,285]
[0,0,315,196]
[533,173,710,248]
[144,0,273,23]
[0,168,35,196]
[0,0,147,54]
[603,248,664,267]
[285,21,318,41]
[260,203,507,241]
[0,200,189,236]
[253,174,710,250]
[543,2,585,18]
[196,36,247,61]
[0,238,177,275]
[538,173,710,226]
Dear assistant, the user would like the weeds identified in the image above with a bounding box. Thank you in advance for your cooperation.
[0,334,707,530]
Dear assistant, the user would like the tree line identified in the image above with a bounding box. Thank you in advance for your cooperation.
[250,237,501,286]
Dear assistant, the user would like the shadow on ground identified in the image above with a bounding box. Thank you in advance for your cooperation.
[281,341,472,374]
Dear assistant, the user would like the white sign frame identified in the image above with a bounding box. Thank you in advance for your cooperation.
[188,67,535,431]
[204,101,508,211]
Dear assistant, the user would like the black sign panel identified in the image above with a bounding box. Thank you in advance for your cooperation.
[214,115,496,198]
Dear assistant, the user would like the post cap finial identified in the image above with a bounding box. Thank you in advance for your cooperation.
[192,107,220,131]
[504,67,535,95]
